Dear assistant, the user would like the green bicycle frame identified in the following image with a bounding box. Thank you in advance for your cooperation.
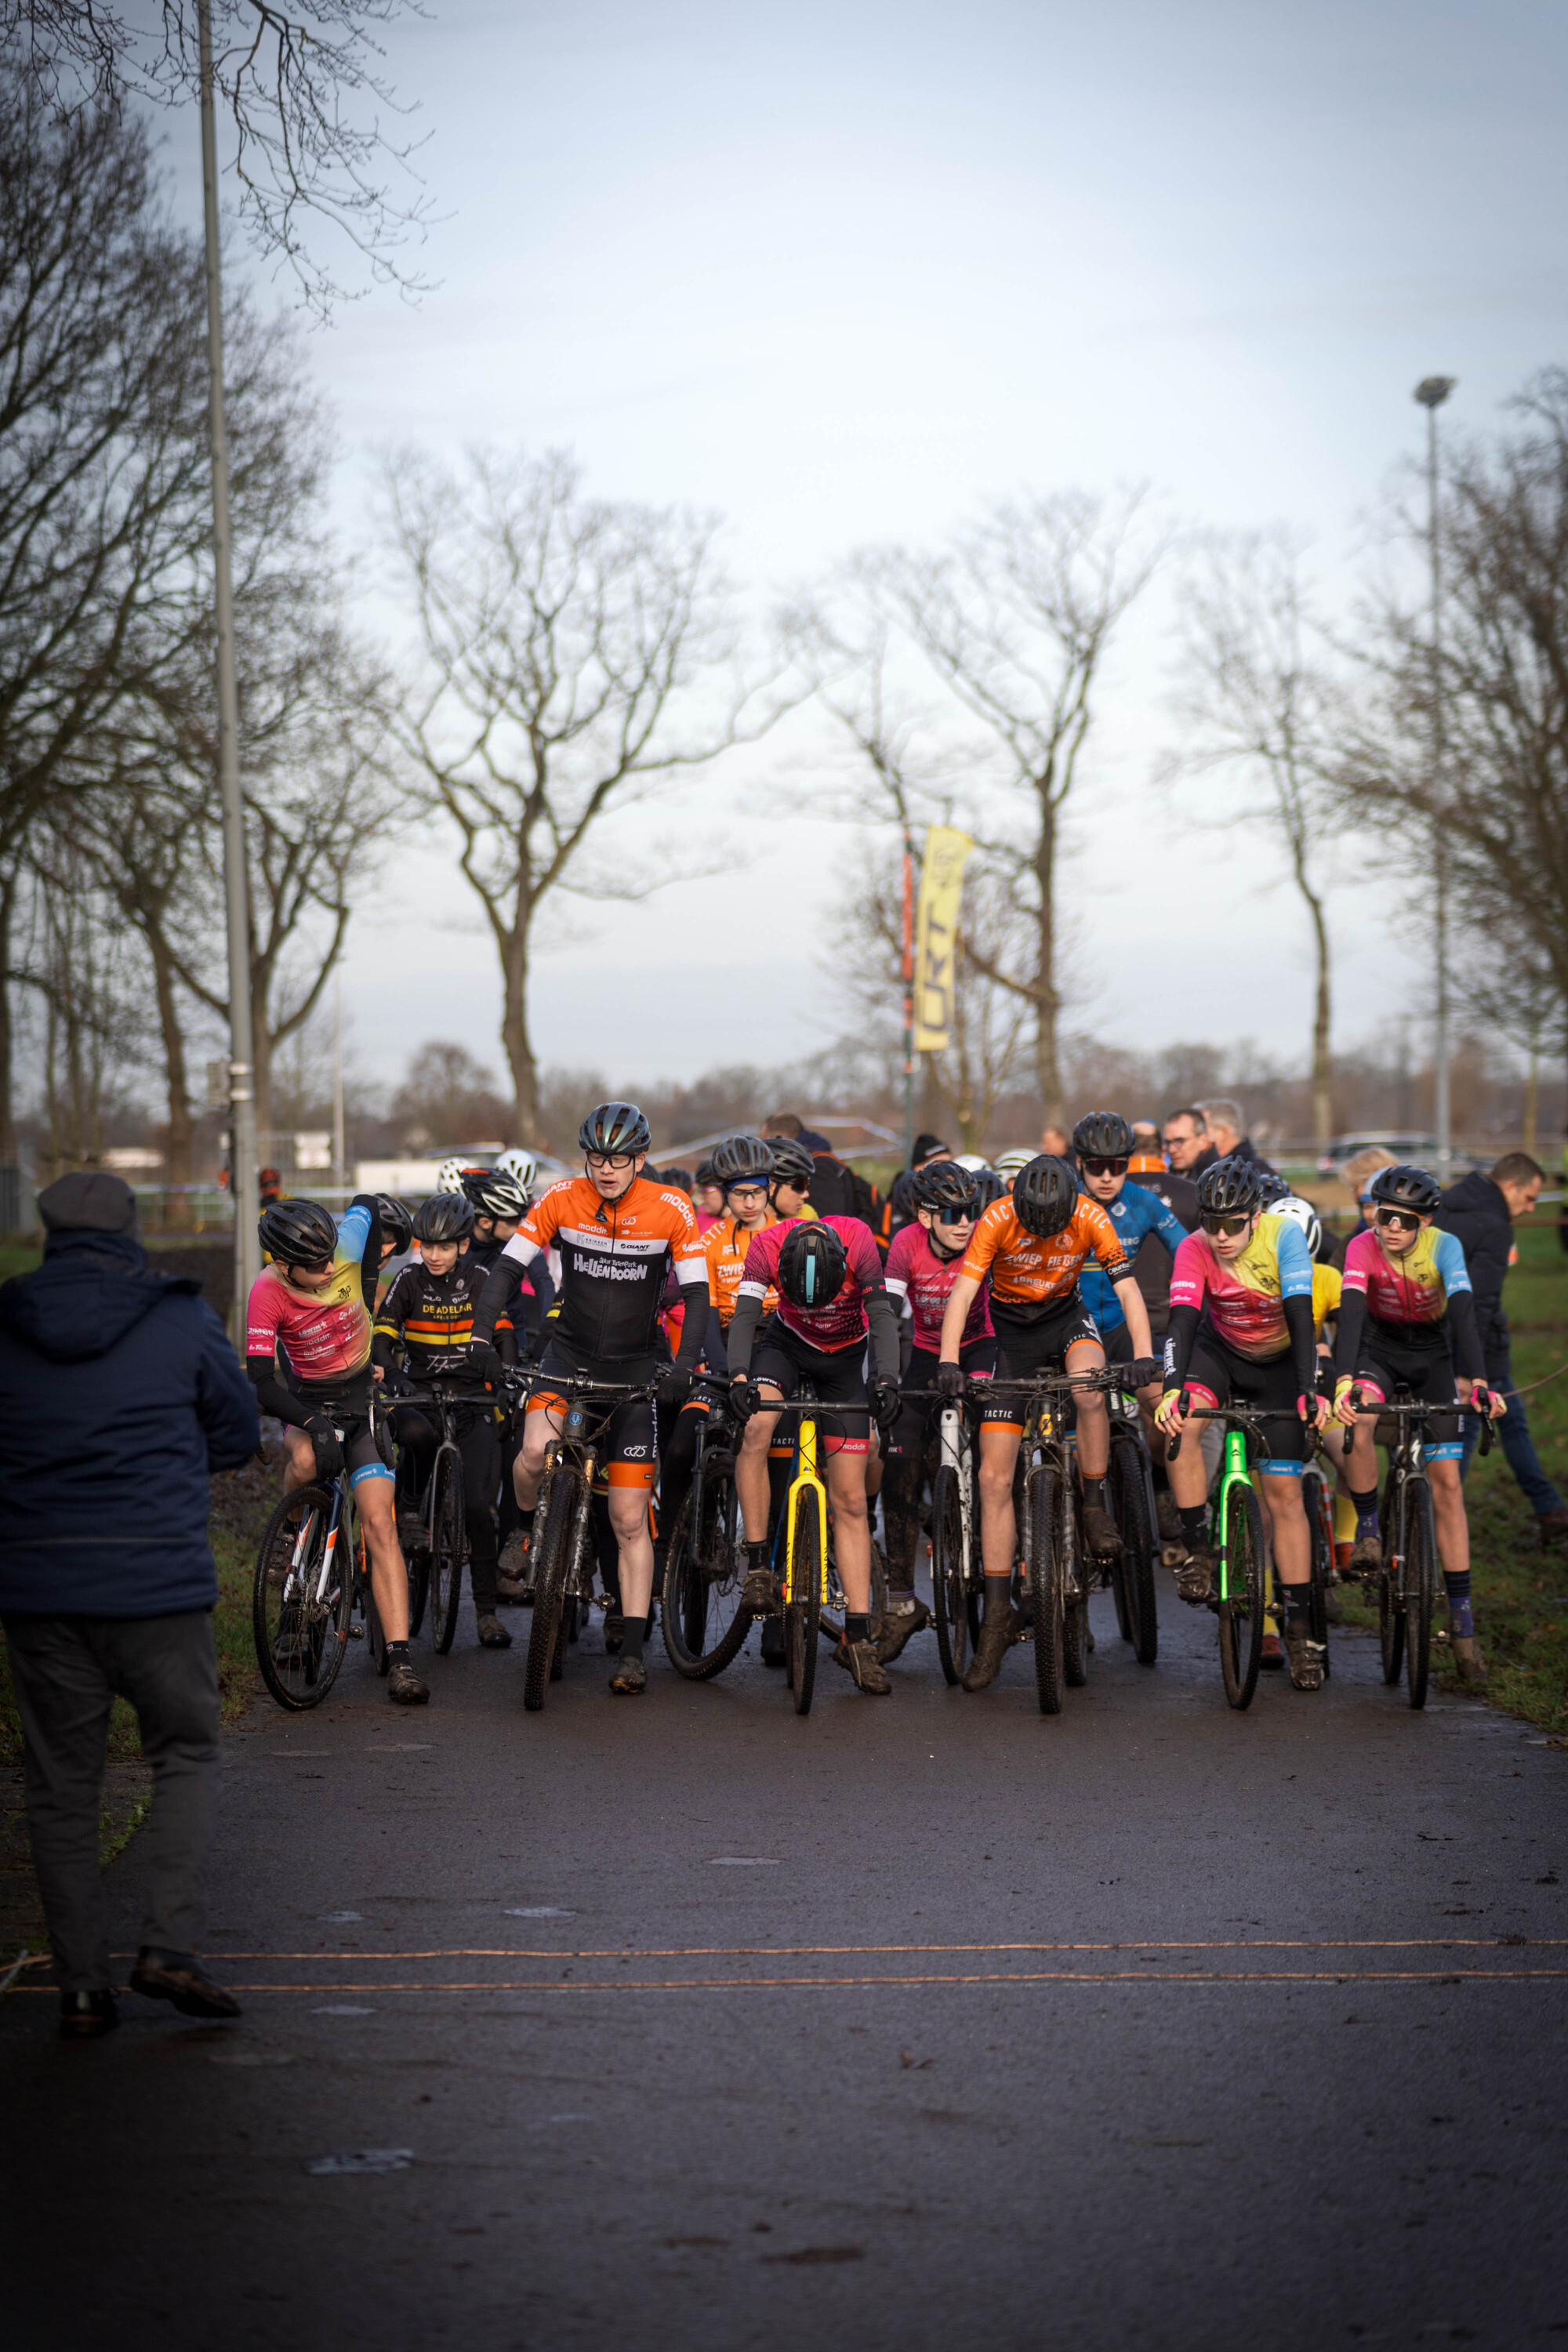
[1210,1423,1255,1606]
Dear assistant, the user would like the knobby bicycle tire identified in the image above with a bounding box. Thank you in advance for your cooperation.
[1303,1468,1333,1678]
[253,1483,350,1712]
[1217,1479,1265,1711]
[1062,1501,1090,1691]
[430,1447,466,1656]
[524,1472,579,1711]
[1026,1464,1066,1715]
[1378,1467,1404,1685]
[1404,1476,1437,1710]
[929,1464,971,1685]
[1110,1428,1159,1664]
[786,1497,822,1716]
[662,1472,751,1679]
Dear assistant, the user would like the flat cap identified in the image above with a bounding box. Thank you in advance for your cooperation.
[38,1171,141,1236]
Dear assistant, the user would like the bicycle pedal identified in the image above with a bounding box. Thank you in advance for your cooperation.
[347,1623,365,1639]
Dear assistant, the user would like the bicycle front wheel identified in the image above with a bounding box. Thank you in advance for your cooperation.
[1217,1479,1265,1710]
[786,1500,822,1716]
[1025,1465,1066,1715]
[430,1448,466,1655]
[1404,1478,1436,1710]
[253,1484,350,1711]
[524,1472,578,1711]
[662,1470,751,1679]
[1303,1467,1333,1679]
[1110,1429,1158,1665]
[1378,1468,1405,1685]
[930,1464,971,1685]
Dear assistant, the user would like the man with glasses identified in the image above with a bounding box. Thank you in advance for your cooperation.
[1331,1163,1505,1684]
[470,1102,709,1693]
[1156,1158,1330,1690]
[1162,1106,1217,1179]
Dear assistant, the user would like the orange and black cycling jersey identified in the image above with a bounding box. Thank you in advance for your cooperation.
[475,1173,708,1367]
[959,1195,1131,1322]
[704,1210,778,1328]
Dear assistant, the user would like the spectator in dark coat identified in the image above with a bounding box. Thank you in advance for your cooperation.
[0,1173,260,2038]
[1196,1098,1276,1176]
[1437,1152,1566,1546]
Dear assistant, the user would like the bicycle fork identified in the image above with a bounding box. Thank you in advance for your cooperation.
[786,1417,829,1606]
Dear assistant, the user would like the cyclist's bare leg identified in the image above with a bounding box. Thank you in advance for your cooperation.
[608,1488,655,1621]
[1340,1410,1382,1496]
[735,1388,785,1541]
[1258,1471,1309,1588]
[1065,1338,1109,1478]
[1428,1456,1470,1579]
[977,1424,1022,1577]
[281,1427,316,1494]
[863,1426,883,1500]
[514,1400,564,1512]
[355,1476,411,1642]
[825,1447,871,1609]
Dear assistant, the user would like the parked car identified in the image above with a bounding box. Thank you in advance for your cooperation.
[1316,1133,1486,1178]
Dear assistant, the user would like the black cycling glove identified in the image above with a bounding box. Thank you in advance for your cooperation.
[729,1377,761,1423]
[1125,1357,1163,1388]
[303,1413,343,1483]
[872,1377,902,1431]
[935,1360,965,1399]
[466,1341,503,1386]
[658,1367,690,1417]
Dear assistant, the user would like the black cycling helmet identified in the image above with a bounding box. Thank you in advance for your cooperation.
[579,1101,651,1157]
[767,1138,816,1193]
[471,1172,529,1222]
[1368,1162,1442,1216]
[711,1134,775,1188]
[412,1191,475,1243]
[776,1218,847,1310]
[376,1194,413,1254]
[1253,1167,1290,1209]
[661,1167,694,1195]
[458,1166,495,1208]
[1011,1155,1081,1239]
[259,1196,337,1269]
[1195,1156,1265,1218]
[1071,1110,1135,1160]
[693,1159,718,1190]
[913,1160,982,1221]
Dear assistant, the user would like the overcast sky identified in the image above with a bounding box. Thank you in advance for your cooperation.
[203,0,1568,1105]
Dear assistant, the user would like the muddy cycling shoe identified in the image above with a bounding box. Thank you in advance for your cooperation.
[397,1508,427,1554]
[1172,1543,1215,1606]
[59,1989,118,2041]
[130,1949,241,2019]
[387,1658,430,1705]
[1082,1501,1123,1559]
[1453,1634,1488,1686]
[495,1576,531,1606]
[742,1567,781,1617]
[609,1654,648,1695]
[759,1614,786,1668]
[1286,1629,1327,1691]
[1347,1529,1382,1576]
[833,1635,891,1694]
[1259,1632,1287,1671]
[961,1609,1018,1692]
[477,1612,513,1649]
[874,1593,931,1663]
[1155,1488,1183,1545]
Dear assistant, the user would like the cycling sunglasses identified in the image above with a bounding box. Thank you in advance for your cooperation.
[1374,1206,1424,1232]
[1201,1211,1253,1238]
[585,1149,636,1171]
[1081,1156,1129,1178]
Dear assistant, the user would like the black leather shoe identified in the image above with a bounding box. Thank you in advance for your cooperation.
[130,1948,242,2019]
[59,1989,119,2041]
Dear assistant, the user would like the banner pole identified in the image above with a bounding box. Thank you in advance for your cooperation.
[901,827,916,1170]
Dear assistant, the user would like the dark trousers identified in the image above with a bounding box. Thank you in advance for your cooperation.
[2,1610,220,1993]
[1459,1347,1564,1517]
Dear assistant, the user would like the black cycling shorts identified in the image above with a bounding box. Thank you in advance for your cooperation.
[1349,1325,1462,1457]
[528,1341,659,1493]
[884,1338,998,1459]
[294,1377,393,1488]
[1182,1333,1308,1474]
[751,1319,870,1455]
[985,1298,1102,1430]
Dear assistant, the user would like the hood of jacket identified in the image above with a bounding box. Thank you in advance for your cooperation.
[1443,1169,1502,1221]
[0,1229,201,1363]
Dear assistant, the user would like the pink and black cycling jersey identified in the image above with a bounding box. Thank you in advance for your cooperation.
[1167,1214,1315,1363]
[735,1214,886,1352]
[885,1221,993,1352]
[246,1199,376,1392]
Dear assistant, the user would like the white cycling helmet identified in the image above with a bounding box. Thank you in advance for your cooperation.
[1272,1193,1323,1257]
[494,1145,539,1193]
[954,1152,992,1174]
[437,1156,488,1193]
[993,1149,1034,1181]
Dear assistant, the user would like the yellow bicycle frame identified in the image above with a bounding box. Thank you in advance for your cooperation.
[783,1406,829,1607]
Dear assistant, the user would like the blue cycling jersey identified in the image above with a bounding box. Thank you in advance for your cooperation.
[1079,1181,1189,1332]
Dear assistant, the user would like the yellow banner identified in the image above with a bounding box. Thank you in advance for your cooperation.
[913,826,973,1052]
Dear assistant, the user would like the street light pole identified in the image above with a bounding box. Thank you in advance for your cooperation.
[198,0,260,1330]
[1415,373,1456,1181]
[901,825,916,1171]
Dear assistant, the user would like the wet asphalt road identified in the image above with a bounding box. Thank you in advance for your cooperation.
[5,1566,1568,2352]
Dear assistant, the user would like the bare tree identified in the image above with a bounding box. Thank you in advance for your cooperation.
[1167,528,1344,1151]
[383,446,777,1143]
[836,491,1163,1127]
[2,0,434,313]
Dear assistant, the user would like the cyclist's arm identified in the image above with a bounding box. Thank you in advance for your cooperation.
[522,1251,555,1328]
[866,1287,901,1381]
[938,1272,983,1359]
[246,1352,309,1428]
[1160,1301,1201,1396]
[1275,1221,1320,1403]
[726,1286,764,1377]
[1160,1231,1210,1396]
[1109,1270,1152,1360]
[673,1265,708,1375]
[473,1250,529,1344]
[1331,1284,1369,1390]
[371,1267,410,1373]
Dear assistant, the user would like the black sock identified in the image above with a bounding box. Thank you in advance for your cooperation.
[982,1572,1012,1620]
[844,1612,869,1645]
[1348,1485,1379,1525]
[1082,1476,1109,1512]
[1151,1462,1170,1492]
[385,1639,408,1661]
[1284,1583,1312,1625]
[517,1504,535,1535]
[619,1613,647,1662]
[1179,1504,1207,1547]
[746,1538,771,1570]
